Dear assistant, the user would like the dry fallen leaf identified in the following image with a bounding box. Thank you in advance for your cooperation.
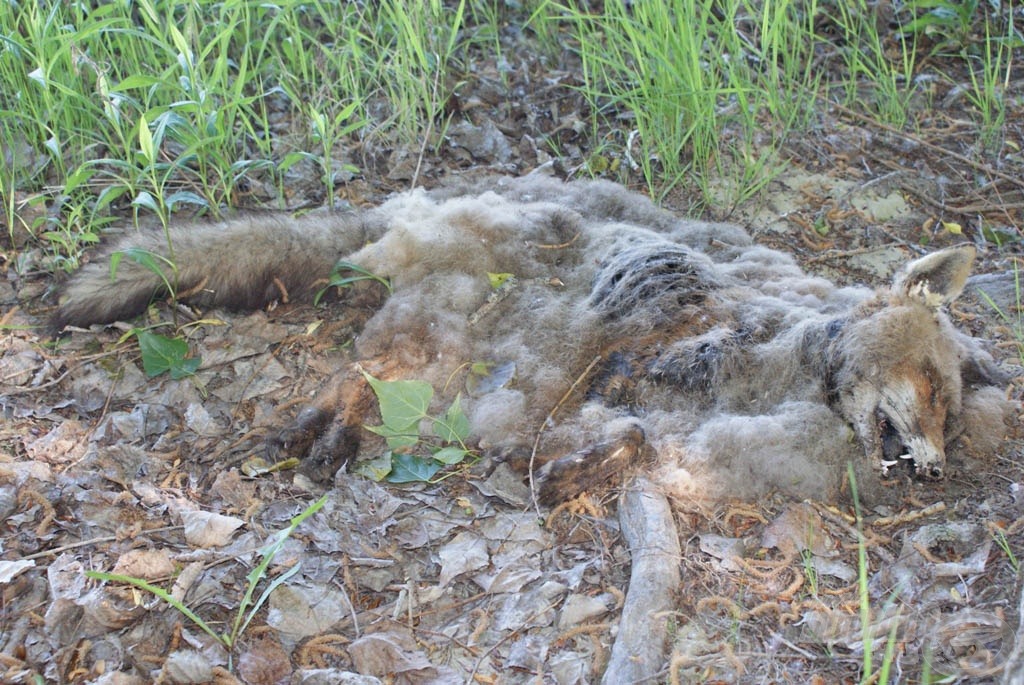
[111,548,176,580]
[348,630,436,681]
[267,584,349,644]
[437,531,489,588]
[181,510,245,548]
[237,637,292,685]
[0,559,36,583]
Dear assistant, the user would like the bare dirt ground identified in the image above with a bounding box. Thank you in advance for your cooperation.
[3,12,1024,685]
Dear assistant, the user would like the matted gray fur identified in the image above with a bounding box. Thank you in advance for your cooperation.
[55,174,1015,503]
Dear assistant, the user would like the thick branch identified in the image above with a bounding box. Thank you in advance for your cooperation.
[602,477,681,684]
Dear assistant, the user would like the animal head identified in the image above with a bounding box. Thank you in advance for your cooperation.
[830,245,978,480]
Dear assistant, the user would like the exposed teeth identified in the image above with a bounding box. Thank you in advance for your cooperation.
[881,459,899,468]
[899,453,914,460]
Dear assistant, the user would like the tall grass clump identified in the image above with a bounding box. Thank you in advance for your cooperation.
[378,0,466,146]
[1,0,1017,259]
[959,12,1017,149]
[552,0,1015,204]
[0,0,470,266]
[568,0,728,195]
[274,0,467,189]
[825,0,920,127]
[565,0,822,203]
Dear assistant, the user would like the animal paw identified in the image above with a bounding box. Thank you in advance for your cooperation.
[536,424,650,506]
[265,405,358,483]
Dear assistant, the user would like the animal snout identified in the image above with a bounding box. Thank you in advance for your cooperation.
[910,442,946,480]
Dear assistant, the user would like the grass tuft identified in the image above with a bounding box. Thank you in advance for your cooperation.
[0,0,1016,263]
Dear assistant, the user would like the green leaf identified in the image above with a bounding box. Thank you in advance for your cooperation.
[315,261,392,305]
[277,151,315,173]
[132,190,160,214]
[113,74,163,91]
[95,184,130,212]
[115,247,172,279]
[334,99,362,126]
[487,272,514,289]
[362,372,432,431]
[111,248,175,304]
[166,191,209,211]
[431,446,469,465]
[137,113,155,164]
[63,166,95,195]
[109,251,124,280]
[365,423,419,451]
[168,25,191,66]
[387,453,442,483]
[353,452,394,482]
[434,394,470,444]
[136,330,200,379]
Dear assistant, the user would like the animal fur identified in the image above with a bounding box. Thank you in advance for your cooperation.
[54,175,1015,504]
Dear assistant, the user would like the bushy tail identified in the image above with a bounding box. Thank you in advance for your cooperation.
[53,212,370,331]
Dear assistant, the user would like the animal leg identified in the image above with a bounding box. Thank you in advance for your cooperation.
[266,359,393,483]
[536,423,652,505]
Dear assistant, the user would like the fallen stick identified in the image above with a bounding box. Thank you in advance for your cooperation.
[602,477,681,684]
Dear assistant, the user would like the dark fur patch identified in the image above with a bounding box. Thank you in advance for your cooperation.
[537,423,650,505]
[646,328,733,393]
[802,318,847,408]
[589,245,718,323]
[587,351,639,407]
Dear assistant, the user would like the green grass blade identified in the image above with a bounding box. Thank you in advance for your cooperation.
[86,570,228,647]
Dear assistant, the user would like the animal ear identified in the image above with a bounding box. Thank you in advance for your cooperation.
[892,245,976,307]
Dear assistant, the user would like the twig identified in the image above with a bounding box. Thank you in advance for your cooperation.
[23,525,183,560]
[467,599,563,683]
[831,101,1024,192]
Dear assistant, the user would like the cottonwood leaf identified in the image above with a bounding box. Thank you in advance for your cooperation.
[438,532,489,587]
[387,453,442,483]
[354,452,394,482]
[363,372,432,448]
[181,510,245,548]
[0,559,35,583]
[111,548,176,580]
[362,372,432,427]
[136,330,201,379]
[432,445,469,465]
[267,584,348,642]
[349,632,435,678]
[365,423,420,451]
[434,394,470,443]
